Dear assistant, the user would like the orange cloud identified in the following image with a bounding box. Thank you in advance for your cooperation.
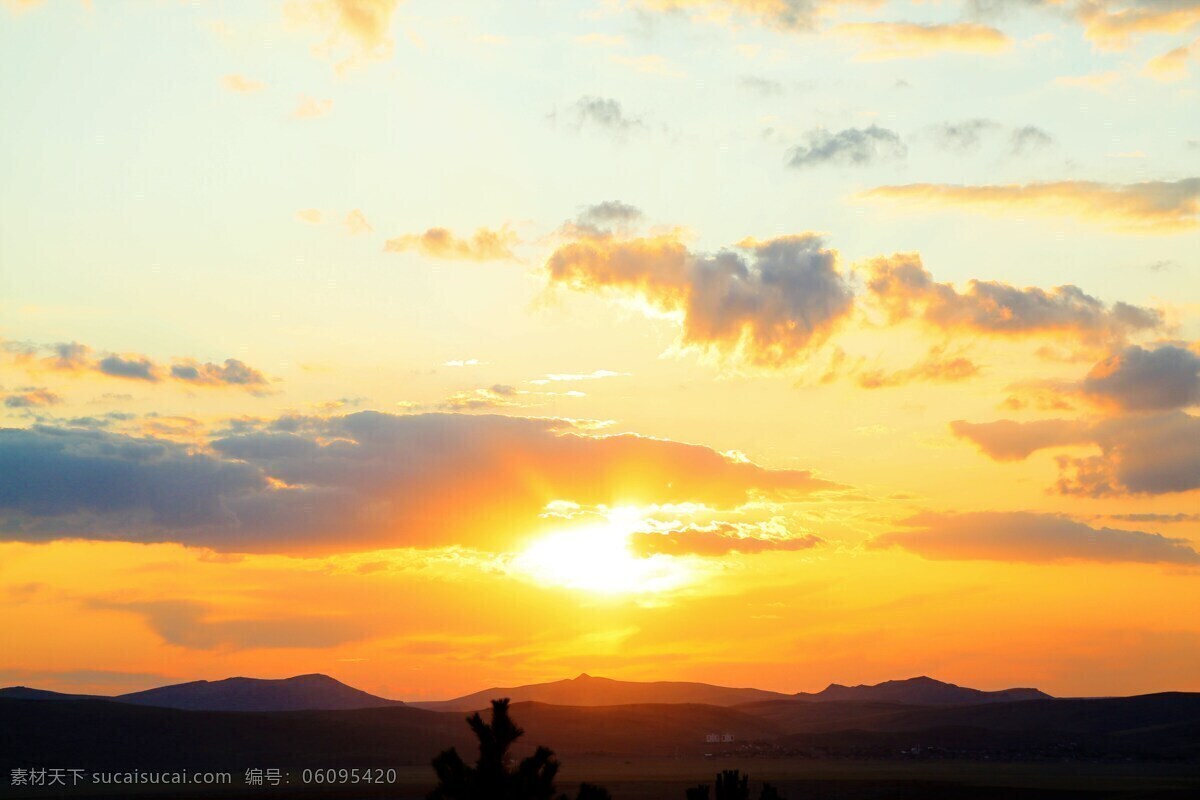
[293,96,333,119]
[220,74,265,93]
[860,179,1200,232]
[834,22,1012,60]
[0,413,840,554]
[1080,6,1200,51]
[2,340,271,392]
[951,412,1200,496]
[285,0,402,68]
[545,232,855,368]
[1144,37,1200,81]
[3,388,62,409]
[857,346,980,389]
[384,227,518,261]
[863,254,1161,345]
[630,522,822,556]
[874,511,1200,565]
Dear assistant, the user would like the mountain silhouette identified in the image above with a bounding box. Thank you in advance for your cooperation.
[792,676,1051,705]
[408,673,792,711]
[115,673,403,712]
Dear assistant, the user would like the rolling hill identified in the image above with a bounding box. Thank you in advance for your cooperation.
[115,673,404,712]
[409,673,792,711]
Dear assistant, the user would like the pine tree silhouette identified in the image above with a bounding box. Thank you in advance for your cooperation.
[714,770,749,800]
[758,783,784,800]
[429,698,610,800]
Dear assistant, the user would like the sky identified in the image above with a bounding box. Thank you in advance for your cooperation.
[0,0,1198,701]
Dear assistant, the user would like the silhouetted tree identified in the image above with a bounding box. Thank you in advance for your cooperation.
[714,770,749,800]
[576,784,612,800]
[429,698,610,800]
[758,783,784,800]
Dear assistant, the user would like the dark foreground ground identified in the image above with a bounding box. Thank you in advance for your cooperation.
[3,758,1199,800]
[3,694,1198,799]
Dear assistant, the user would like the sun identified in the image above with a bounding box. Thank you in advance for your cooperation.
[514,507,692,595]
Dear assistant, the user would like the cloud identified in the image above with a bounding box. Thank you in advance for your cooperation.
[951,412,1200,495]
[92,599,376,650]
[1009,125,1054,156]
[630,522,822,557]
[169,359,271,392]
[860,179,1200,232]
[575,201,645,234]
[950,418,1093,461]
[3,340,272,393]
[3,388,62,408]
[545,231,855,367]
[834,22,1012,60]
[637,0,838,32]
[96,355,158,381]
[437,385,521,411]
[220,74,265,93]
[1079,3,1200,51]
[738,75,784,95]
[284,0,403,69]
[863,254,1161,344]
[857,347,980,389]
[562,96,643,137]
[610,54,685,77]
[0,413,839,554]
[1082,343,1200,411]
[344,208,372,236]
[529,370,630,385]
[873,511,1200,565]
[786,126,906,168]
[1145,37,1200,81]
[1054,71,1121,91]
[928,119,1002,153]
[295,208,323,224]
[1110,513,1200,524]
[384,226,518,261]
[293,95,333,118]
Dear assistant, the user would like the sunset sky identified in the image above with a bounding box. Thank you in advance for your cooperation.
[1,0,1198,702]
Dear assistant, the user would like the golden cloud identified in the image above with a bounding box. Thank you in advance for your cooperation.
[860,179,1200,232]
[384,227,518,261]
[834,22,1012,60]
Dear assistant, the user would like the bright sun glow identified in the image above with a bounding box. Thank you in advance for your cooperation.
[515,507,692,595]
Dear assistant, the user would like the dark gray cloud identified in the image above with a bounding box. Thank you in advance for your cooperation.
[738,75,784,95]
[3,339,272,392]
[546,232,856,367]
[929,118,1001,152]
[0,426,264,531]
[3,388,62,408]
[97,355,157,381]
[1009,125,1055,155]
[952,412,1200,495]
[565,96,643,135]
[575,201,645,234]
[169,359,271,390]
[1082,343,1200,411]
[787,125,907,168]
[865,254,1162,343]
[874,511,1200,565]
[0,412,838,553]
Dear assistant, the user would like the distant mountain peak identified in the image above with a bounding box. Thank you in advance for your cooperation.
[802,676,1049,705]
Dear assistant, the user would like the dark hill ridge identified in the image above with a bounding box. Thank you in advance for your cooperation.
[795,676,1051,705]
[1,693,1197,774]
[410,674,1050,712]
[116,673,404,712]
[409,672,791,711]
[0,673,1048,713]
